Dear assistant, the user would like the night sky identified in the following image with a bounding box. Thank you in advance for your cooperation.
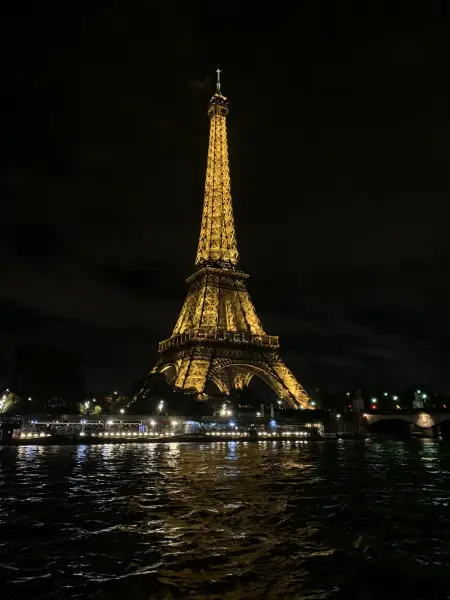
[2,5,450,394]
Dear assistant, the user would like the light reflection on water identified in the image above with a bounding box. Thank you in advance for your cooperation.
[1,439,450,599]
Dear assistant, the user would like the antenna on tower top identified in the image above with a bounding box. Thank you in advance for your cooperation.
[216,66,222,94]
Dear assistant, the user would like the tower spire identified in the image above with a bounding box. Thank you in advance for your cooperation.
[216,66,221,94]
[195,70,239,267]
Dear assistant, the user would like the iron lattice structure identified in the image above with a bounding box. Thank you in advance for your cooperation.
[141,74,309,408]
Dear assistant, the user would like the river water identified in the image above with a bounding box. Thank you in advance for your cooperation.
[1,440,450,599]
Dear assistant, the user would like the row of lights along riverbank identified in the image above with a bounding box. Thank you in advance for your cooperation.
[19,430,311,439]
[17,413,320,438]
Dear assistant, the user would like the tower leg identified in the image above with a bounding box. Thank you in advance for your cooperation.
[231,369,254,390]
[174,357,210,393]
[270,361,309,409]
[210,372,231,395]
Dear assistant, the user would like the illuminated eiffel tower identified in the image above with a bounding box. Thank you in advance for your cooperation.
[142,70,309,408]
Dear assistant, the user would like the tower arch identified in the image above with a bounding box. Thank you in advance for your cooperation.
[211,363,292,403]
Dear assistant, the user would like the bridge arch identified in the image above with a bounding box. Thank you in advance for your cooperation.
[366,417,415,435]
[365,412,450,437]
[365,413,440,429]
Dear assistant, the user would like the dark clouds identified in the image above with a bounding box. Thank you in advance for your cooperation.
[2,4,450,392]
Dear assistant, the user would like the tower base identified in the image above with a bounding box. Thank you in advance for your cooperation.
[139,339,308,409]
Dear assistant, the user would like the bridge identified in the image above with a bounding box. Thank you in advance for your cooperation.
[364,411,450,436]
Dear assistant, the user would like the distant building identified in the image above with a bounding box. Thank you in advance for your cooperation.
[353,389,364,412]
[413,392,425,410]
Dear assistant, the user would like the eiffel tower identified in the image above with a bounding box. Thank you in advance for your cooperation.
[141,70,309,409]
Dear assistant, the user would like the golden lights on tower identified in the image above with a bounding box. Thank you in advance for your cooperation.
[141,71,309,409]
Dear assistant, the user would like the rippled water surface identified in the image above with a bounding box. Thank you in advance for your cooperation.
[1,440,450,599]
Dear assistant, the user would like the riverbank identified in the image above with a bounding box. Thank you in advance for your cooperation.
[3,431,326,445]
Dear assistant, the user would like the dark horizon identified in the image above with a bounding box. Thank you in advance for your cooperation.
[3,5,450,394]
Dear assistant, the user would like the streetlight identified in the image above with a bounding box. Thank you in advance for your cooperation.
[310,400,316,407]
[84,401,90,409]
[336,413,341,419]
[120,408,125,415]
[393,395,398,401]
[371,398,378,404]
